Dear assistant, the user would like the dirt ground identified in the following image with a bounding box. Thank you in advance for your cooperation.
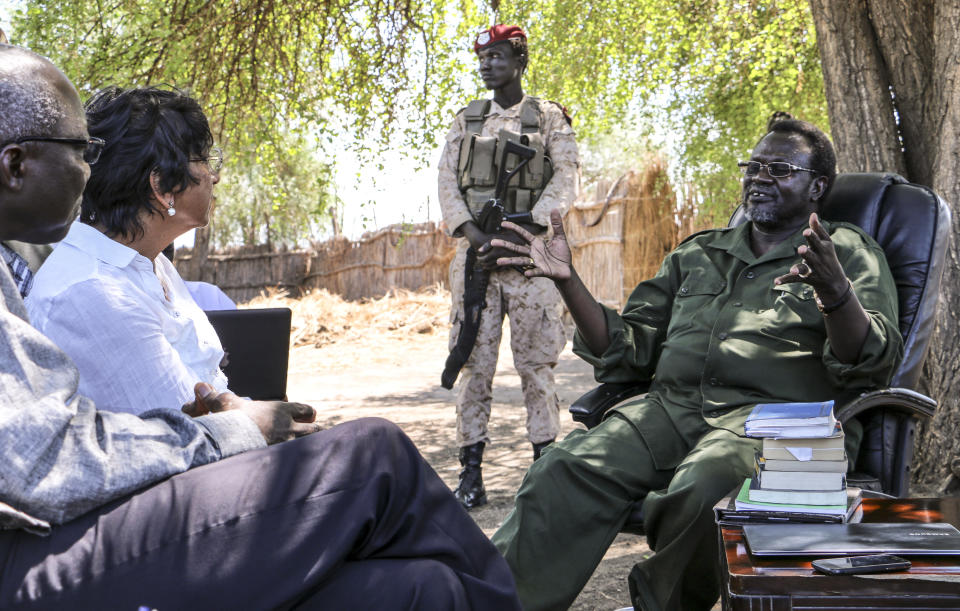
[285,318,651,610]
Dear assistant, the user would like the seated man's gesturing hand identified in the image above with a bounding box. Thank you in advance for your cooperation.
[774,212,850,303]
[492,209,572,281]
[477,227,529,270]
[183,382,321,444]
[773,212,871,362]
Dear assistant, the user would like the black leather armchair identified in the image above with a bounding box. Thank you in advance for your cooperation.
[570,173,950,515]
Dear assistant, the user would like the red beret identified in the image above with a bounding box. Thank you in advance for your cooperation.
[474,24,526,54]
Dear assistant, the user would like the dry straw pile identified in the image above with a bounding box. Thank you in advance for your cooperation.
[566,156,709,308]
[623,157,706,285]
[245,284,451,348]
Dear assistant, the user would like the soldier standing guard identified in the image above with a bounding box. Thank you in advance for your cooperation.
[437,24,581,508]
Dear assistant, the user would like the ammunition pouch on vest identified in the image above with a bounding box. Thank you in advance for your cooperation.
[456,98,554,221]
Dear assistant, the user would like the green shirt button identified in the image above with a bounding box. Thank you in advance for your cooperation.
[745,271,755,279]
[709,377,718,386]
[733,302,743,307]
[718,332,728,340]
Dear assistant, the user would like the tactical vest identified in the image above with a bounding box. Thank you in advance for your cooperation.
[456,97,554,221]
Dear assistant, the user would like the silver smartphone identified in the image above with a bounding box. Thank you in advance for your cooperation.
[811,554,911,575]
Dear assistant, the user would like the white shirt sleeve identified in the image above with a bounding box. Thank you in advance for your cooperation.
[185,280,237,310]
[31,280,209,414]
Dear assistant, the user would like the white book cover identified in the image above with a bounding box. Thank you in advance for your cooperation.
[757,465,846,490]
[761,457,847,472]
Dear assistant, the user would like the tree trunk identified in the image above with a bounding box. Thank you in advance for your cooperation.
[809,0,960,494]
[809,0,905,175]
[920,0,960,495]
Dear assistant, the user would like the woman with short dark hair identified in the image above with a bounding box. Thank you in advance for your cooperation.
[26,86,228,414]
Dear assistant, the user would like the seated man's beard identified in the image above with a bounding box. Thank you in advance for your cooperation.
[744,204,779,226]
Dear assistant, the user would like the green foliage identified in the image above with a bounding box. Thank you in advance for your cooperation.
[11,0,479,246]
[499,0,829,215]
[13,0,474,149]
[12,0,829,236]
[211,134,336,248]
[578,122,656,191]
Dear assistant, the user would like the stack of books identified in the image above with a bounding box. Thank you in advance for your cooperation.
[735,400,862,523]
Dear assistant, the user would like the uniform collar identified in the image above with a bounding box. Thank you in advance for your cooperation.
[63,221,140,269]
[488,95,529,116]
[706,222,755,263]
[707,219,833,264]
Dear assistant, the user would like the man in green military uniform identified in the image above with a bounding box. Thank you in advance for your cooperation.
[489,116,902,610]
[437,24,580,508]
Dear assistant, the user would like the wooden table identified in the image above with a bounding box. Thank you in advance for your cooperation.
[717,496,960,610]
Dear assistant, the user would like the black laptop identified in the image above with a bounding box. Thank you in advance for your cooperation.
[205,308,292,401]
[743,522,960,557]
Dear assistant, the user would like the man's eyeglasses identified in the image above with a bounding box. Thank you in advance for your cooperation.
[0,136,106,164]
[190,147,223,173]
[738,161,818,179]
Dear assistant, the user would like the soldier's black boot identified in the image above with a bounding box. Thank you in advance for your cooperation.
[454,442,487,509]
[532,439,554,461]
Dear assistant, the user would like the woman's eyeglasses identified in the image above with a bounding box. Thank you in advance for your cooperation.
[190,147,223,173]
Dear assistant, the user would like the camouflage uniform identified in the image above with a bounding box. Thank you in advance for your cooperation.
[438,96,580,446]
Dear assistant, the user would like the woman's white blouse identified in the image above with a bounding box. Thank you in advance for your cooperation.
[26,222,229,414]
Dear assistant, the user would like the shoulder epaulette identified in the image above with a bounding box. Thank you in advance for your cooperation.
[546,100,573,126]
[677,227,729,246]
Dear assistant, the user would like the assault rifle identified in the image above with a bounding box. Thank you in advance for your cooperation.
[441,139,537,390]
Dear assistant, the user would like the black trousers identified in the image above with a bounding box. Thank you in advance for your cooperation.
[0,418,520,610]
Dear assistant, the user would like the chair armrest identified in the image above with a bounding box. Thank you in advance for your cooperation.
[838,387,935,497]
[836,387,936,423]
[569,382,650,429]
[861,489,895,499]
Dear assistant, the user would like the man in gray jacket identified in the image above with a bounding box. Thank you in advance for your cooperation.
[0,44,520,610]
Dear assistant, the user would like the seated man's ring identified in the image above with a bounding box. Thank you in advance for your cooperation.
[798,262,812,279]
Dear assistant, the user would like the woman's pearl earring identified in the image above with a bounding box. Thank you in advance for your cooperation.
[167,198,176,217]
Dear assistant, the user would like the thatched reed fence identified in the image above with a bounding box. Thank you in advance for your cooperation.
[175,222,457,303]
[176,160,706,306]
[564,158,707,310]
[301,225,456,301]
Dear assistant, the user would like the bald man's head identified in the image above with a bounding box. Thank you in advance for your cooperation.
[0,45,89,243]
[0,45,78,143]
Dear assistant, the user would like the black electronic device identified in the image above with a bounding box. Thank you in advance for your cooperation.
[742,521,960,556]
[205,307,291,401]
[811,554,911,575]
